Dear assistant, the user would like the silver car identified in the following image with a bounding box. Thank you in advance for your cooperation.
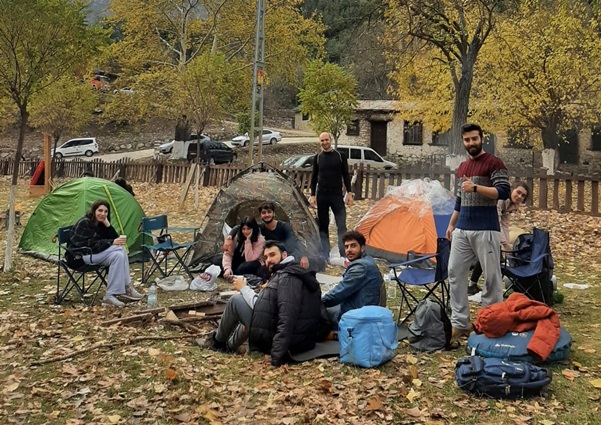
[231,129,282,147]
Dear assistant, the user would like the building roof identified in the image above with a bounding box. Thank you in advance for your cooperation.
[356,100,401,112]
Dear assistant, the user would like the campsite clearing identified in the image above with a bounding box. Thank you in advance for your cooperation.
[0,177,601,424]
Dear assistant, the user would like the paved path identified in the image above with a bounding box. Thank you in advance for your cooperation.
[86,136,316,162]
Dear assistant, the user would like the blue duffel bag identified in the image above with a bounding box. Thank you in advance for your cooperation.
[339,306,398,368]
[466,327,572,363]
[456,356,552,399]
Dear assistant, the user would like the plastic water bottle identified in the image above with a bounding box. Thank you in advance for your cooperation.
[147,279,158,308]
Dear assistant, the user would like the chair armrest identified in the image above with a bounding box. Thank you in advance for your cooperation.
[506,252,549,265]
[389,253,437,269]
[168,226,199,233]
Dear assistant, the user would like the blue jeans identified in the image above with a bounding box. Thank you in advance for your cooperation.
[316,192,347,258]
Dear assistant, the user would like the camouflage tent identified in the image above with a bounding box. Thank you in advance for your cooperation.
[190,166,325,271]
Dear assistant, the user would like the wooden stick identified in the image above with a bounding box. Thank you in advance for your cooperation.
[30,334,206,366]
[101,313,154,327]
[132,307,165,315]
[163,319,202,334]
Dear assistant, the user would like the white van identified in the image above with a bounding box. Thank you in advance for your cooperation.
[336,145,397,170]
[53,138,99,159]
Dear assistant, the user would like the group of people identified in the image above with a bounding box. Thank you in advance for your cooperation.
[68,123,530,363]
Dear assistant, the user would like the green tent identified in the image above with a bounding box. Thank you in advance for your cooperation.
[19,177,146,260]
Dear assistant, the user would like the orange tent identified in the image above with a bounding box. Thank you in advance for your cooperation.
[355,179,455,263]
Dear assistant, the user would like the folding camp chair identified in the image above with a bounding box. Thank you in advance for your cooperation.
[140,214,198,284]
[502,227,554,305]
[389,237,451,324]
[55,226,108,305]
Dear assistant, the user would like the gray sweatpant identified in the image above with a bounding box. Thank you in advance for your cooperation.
[448,229,502,330]
[83,245,131,296]
[215,294,253,351]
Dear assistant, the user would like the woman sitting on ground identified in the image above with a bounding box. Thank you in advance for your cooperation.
[69,200,143,307]
[222,216,265,280]
[468,181,530,295]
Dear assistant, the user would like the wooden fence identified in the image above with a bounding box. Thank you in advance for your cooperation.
[1,157,599,216]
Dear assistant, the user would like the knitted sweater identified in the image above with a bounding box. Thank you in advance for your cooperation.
[455,153,510,231]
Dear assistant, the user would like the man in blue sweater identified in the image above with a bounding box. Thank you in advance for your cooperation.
[446,123,511,341]
[322,231,383,322]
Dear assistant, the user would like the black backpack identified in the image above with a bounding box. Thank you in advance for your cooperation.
[455,356,552,399]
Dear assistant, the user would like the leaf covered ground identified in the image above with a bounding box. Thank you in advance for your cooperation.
[1,177,601,425]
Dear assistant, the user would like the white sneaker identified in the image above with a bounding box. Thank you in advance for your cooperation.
[122,285,144,300]
[103,295,125,308]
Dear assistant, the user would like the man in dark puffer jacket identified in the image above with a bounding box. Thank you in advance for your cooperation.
[249,240,323,367]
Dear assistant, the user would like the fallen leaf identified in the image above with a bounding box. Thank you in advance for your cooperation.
[72,335,84,342]
[405,406,422,418]
[148,348,160,356]
[406,354,418,365]
[406,388,421,403]
[3,382,19,393]
[590,378,601,389]
[540,420,555,425]
[584,349,597,354]
[412,378,422,387]
[562,369,580,381]
[173,413,190,422]
[408,365,419,379]
[107,415,121,423]
[365,396,382,411]
[165,368,177,381]
[572,361,582,369]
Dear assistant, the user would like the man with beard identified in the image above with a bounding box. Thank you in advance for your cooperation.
[321,231,384,323]
[445,123,510,343]
[198,241,322,366]
[222,202,310,269]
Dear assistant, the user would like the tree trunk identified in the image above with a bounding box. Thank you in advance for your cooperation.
[541,122,561,175]
[3,107,28,272]
[446,60,473,170]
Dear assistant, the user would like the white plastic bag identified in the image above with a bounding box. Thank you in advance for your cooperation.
[157,275,188,291]
[190,265,220,291]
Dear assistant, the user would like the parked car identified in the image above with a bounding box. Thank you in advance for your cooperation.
[336,145,398,170]
[187,140,237,164]
[159,134,210,154]
[281,154,314,169]
[90,75,110,90]
[52,138,99,159]
[231,129,282,147]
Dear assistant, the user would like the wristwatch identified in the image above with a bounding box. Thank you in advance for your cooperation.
[473,185,478,193]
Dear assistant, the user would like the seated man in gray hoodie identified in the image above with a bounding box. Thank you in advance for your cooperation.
[198,240,322,366]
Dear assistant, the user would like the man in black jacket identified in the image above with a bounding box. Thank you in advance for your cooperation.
[198,241,323,366]
[309,132,353,259]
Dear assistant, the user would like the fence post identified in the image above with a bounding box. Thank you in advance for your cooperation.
[354,164,363,200]
[592,175,599,216]
[538,168,548,209]
[576,177,585,213]
[564,176,572,212]
[155,163,163,183]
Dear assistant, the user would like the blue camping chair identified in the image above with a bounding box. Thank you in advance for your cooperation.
[502,227,554,305]
[55,226,108,305]
[140,215,198,284]
[389,213,452,324]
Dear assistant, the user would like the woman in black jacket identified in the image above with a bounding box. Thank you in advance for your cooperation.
[69,200,143,307]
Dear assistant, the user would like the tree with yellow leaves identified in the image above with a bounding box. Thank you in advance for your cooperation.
[474,0,601,172]
[384,0,511,167]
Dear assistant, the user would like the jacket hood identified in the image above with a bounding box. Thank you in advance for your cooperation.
[273,261,320,293]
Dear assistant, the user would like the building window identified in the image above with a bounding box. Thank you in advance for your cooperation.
[346,119,360,136]
[302,113,309,121]
[403,121,423,145]
[431,130,449,146]
[592,127,601,151]
[506,127,533,149]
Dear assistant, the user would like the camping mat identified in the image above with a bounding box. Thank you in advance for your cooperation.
[290,324,412,363]
[289,340,340,362]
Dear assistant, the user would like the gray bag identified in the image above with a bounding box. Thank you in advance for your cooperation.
[408,299,452,352]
